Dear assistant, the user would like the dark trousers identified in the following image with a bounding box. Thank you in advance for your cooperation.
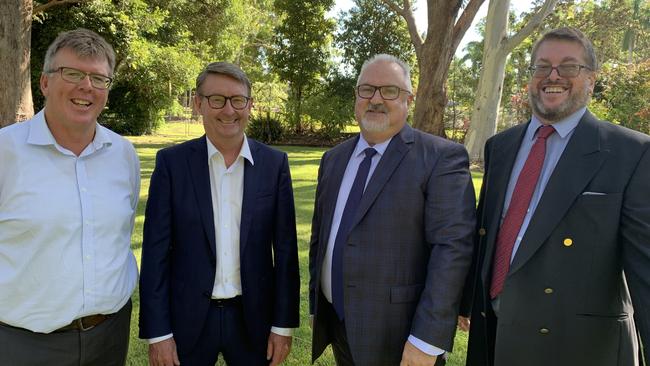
[179,298,269,366]
[0,299,132,366]
[321,295,446,366]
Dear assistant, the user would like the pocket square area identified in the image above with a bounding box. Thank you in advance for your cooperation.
[581,191,607,195]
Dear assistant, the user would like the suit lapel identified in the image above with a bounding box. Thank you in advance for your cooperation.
[240,138,261,256]
[189,137,217,257]
[352,125,413,229]
[509,112,606,274]
[480,123,528,283]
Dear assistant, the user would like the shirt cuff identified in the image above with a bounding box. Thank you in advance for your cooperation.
[271,326,294,337]
[148,333,173,344]
[407,334,446,356]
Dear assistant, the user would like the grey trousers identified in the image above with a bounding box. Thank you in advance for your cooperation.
[0,299,132,366]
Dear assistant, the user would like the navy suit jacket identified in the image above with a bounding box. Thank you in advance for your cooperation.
[138,136,299,355]
[310,125,476,365]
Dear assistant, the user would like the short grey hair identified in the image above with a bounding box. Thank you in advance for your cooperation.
[43,28,116,76]
[195,62,252,96]
[357,54,413,92]
[531,27,599,72]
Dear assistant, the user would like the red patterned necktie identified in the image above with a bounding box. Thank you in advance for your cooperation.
[490,125,556,299]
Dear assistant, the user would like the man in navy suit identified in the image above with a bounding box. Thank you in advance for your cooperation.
[139,62,300,366]
[309,54,476,366]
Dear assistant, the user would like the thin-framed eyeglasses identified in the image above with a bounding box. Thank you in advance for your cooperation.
[529,64,592,78]
[199,94,251,110]
[48,66,113,89]
[356,84,411,100]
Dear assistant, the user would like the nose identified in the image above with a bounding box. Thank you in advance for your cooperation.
[220,99,237,114]
[548,67,562,80]
[369,88,384,104]
[77,75,94,90]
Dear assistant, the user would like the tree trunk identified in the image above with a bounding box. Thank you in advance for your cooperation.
[464,0,558,162]
[464,0,510,161]
[413,53,450,137]
[0,0,34,127]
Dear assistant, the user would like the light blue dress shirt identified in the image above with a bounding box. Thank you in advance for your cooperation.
[0,110,140,333]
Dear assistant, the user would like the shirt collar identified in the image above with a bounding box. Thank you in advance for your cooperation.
[354,134,392,158]
[529,107,586,139]
[206,135,254,166]
[26,109,110,151]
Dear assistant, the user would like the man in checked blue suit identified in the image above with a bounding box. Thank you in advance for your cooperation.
[139,62,300,366]
[309,54,476,366]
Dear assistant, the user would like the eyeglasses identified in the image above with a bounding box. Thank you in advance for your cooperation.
[356,84,411,100]
[529,64,592,78]
[199,94,251,110]
[48,67,113,89]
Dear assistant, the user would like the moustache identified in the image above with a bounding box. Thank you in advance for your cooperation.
[366,104,388,113]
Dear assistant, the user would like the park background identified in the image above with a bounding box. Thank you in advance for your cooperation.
[2,0,649,365]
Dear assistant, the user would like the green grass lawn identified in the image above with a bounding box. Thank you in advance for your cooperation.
[125,121,481,365]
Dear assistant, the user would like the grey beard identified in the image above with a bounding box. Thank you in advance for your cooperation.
[529,82,591,122]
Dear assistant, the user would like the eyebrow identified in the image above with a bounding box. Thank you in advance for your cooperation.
[535,56,582,64]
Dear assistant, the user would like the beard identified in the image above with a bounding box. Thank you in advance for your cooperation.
[359,104,390,132]
[529,79,592,122]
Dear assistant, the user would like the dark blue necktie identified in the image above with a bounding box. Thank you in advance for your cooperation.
[332,147,377,320]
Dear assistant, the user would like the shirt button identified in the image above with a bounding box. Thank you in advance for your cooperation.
[85,255,91,260]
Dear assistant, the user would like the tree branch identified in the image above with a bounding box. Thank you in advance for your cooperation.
[503,0,559,54]
[452,0,486,53]
[381,0,423,57]
[34,0,88,14]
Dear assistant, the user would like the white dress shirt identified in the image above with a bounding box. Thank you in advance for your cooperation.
[320,134,444,356]
[0,110,140,333]
[148,136,291,344]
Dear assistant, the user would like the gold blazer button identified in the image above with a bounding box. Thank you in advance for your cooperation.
[478,228,487,236]
[563,238,573,247]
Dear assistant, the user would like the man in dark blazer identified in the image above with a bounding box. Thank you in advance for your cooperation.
[309,54,476,366]
[139,62,300,366]
[461,27,649,366]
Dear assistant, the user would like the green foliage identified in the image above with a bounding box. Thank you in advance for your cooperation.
[597,61,650,134]
[246,112,284,143]
[270,0,336,133]
[335,0,416,75]
[302,69,355,138]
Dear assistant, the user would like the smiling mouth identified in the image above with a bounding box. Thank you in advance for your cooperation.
[542,86,567,94]
[71,98,92,106]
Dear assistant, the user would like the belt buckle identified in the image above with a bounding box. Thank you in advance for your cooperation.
[76,317,95,331]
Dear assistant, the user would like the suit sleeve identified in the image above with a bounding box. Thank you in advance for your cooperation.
[459,138,492,317]
[620,142,650,361]
[138,150,174,339]
[309,152,327,315]
[411,142,476,352]
[271,153,300,328]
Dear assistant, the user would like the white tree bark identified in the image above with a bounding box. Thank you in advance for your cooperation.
[464,0,559,161]
[0,0,34,127]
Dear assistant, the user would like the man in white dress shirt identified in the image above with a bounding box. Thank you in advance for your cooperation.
[0,28,140,366]
[139,62,300,366]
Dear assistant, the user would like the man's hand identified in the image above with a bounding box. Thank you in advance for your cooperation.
[267,333,292,366]
[458,315,471,332]
[400,340,438,366]
[148,337,180,366]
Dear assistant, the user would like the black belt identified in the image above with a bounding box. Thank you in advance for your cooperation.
[210,296,242,307]
[0,314,111,333]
